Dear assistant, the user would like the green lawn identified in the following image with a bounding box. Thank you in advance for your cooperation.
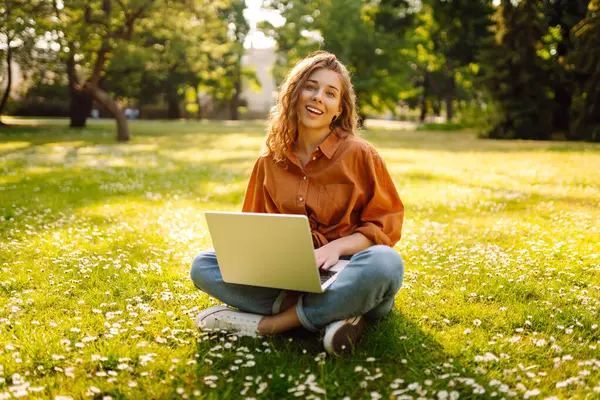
[1,118,599,399]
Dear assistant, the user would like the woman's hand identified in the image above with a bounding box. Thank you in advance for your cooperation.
[314,243,341,270]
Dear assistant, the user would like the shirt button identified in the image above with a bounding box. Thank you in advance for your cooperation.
[312,156,316,161]
[299,197,303,201]
[303,176,307,180]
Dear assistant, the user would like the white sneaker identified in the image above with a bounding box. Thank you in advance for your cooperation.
[323,316,366,355]
[194,305,263,337]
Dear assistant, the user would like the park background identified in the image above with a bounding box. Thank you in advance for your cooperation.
[1,0,599,399]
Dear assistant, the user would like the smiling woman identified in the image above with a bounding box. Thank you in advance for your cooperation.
[263,52,358,166]
[190,51,405,355]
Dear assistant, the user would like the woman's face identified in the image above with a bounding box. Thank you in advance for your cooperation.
[297,68,342,133]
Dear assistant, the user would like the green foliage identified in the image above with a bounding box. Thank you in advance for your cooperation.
[540,0,589,132]
[100,1,230,114]
[0,0,54,118]
[429,0,494,66]
[8,81,70,117]
[478,0,554,140]
[568,0,600,141]
[98,0,257,119]
[261,0,415,116]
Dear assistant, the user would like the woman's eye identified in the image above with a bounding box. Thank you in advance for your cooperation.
[306,85,316,91]
[327,92,335,97]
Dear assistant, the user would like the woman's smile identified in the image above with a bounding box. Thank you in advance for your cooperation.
[305,105,324,116]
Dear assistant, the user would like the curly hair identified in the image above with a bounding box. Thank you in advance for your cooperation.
[263,51,358,163]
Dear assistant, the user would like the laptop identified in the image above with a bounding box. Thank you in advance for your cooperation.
[204,211,349,293]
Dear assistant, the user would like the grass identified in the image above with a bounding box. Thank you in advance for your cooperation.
[1,118,599,399]
[416,122,466,131]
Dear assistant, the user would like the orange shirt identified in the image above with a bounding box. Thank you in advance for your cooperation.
[242,131,404,248]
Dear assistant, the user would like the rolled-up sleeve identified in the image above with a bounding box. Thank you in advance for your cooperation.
[354,151,404,247]
[242,157,278,213]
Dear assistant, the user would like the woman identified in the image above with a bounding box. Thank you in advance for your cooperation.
[190,51,404,355]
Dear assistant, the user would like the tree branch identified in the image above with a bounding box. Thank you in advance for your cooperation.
[66,42,81,89]
[112,0,154,40]
[89,42,111,87]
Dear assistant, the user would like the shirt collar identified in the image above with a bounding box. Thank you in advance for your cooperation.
[318,131,344,159]
[282,129,344,166]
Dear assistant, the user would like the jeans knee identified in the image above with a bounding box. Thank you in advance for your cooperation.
[362,245,404,290]
[190,250,216,290]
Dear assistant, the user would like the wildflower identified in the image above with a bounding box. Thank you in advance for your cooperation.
[523,389,540,398]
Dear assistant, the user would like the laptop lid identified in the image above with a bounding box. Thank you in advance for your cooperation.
[204,211,325,293]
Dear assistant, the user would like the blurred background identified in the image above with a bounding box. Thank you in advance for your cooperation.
[0,0,598,141]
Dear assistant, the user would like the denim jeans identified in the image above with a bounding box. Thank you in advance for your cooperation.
[189,245,404,332]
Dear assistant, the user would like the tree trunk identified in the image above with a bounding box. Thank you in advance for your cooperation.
[166,68,180,119]
[194,86,202,120]
[85,83,130,141]
[66,48,93,127]
[552,84,571,132]
[69,86,93,127]
[445,67,455,123]
[445,93,453,123]
[419,73,429,123]
[419,97,427,123]
[445,90,454,123]
[0,45,13,126]
[433,99,441,116]
[231,82,241,120]
[167,96,180,119]
[231,59,241,120]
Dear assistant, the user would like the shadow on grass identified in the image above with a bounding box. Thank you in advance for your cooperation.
[191,310,490,398]
[0,119,266,145]
[3,119,600,155]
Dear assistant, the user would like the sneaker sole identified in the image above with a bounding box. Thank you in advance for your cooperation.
[323,316,366,355]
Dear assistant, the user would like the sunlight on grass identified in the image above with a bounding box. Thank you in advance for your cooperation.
[0,141,31,153]
[0,119,599,398]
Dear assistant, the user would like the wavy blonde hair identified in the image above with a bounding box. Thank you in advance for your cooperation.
[263,51,358,163]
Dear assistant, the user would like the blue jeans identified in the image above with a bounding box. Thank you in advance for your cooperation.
[190,245,404,332]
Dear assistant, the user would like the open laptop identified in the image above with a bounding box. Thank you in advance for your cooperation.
[204,211,349,293]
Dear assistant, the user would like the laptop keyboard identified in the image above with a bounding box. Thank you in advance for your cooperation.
[319,270,336,284]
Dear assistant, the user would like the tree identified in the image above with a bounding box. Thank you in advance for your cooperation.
[478,0,554,140]
[223,0,249,120]
[261,0,415,122]
[568,0,600,141]
[95,1,248,121]
[395,5,445,122]
[428,0,493,122]
[0,0,50,125]
[131,3,228,120]
[542,0,589,132]
[52,0,226,141]
[51,0,160,140]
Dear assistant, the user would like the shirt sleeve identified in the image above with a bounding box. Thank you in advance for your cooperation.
[354,149,404,247]
[241,157,278,213]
